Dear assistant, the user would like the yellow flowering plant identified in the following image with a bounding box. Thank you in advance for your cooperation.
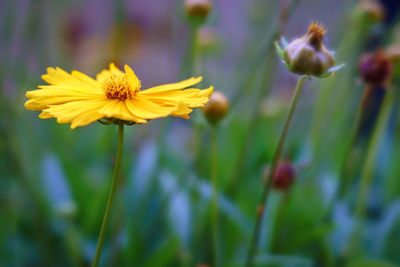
[24,63,213,267]
[25,63,213,128]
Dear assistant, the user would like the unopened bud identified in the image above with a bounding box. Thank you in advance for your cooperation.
[282,22,335,77]
[272,161,296,191]
[185,0,212,19]
[203,91,229,124]
[359,49,392,86]
[357,0,385,22]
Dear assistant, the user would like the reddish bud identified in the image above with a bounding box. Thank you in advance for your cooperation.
[359,50,392,86]
[272,161,296,190]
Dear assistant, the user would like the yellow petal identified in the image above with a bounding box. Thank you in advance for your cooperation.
[171,102,193,118]
[124,65,141,89]
[99,100,147,123]
[139,86,214,108]
[25,88,104,111]
[71,70,101,88]
[43,98,108,127]
[41,67,100,91]
[125,97,178,119]
[139,77,203,94]
[96,63,123,82]
[39,111,53,119]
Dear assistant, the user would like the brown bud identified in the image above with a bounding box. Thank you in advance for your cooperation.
[283,22,335,76]
[359,49,392,86]
[202,91,229,124]
[357,0,385,22]
[184,0,212,18]
[272,161,296,191]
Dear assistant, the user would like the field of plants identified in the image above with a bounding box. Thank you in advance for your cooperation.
[1,0,400,266]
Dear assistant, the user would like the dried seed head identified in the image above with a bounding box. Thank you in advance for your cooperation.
[185,0,212,19]
[359,49,392,86]
[283,21,335,76]
[202,91,229,124]
[272,161,296,191]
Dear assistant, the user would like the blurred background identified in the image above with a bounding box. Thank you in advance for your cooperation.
[1,0,400,266]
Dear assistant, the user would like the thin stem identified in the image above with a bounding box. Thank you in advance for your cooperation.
[346,90,393,258]
[92,124,125,267]
[180,23,199,79]
[245,75,307,267]
[210,128,220,267]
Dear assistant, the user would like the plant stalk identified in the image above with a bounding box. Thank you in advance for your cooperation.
[245,75,307,267]
[346,90,393,258]
[210,128,220,267]
[92,124,125,267]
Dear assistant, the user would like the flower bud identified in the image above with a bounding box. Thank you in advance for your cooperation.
[272,161,296,191]
[184,0,212,19]
[282,22,335,77]
[202,91,229,124]
[357,0,385,22]
[359,49,392,86]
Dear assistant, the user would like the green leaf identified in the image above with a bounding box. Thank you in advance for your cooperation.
[346,259,400,267]
[275,41,285,61]
[142,237,180,267]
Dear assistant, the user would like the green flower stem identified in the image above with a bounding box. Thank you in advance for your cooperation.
[245,75,307,267]
[180,23,199,79]
[270,192,290,253]
[210,128,220,267]
[346,91,393,258]
[92,124,125,267]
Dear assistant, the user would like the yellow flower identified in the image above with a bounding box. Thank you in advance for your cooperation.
[25,63,213,129]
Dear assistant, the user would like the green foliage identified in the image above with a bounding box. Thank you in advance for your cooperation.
[1,0,400,266]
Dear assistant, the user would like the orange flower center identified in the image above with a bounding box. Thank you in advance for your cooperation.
[102,73,137,100]
[307,21,327,48]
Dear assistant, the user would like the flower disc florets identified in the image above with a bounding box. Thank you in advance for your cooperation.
[103,73,140,100]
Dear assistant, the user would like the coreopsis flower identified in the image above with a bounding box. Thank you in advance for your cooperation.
[25,63,213,129]
[202,91,229,124]
[275,21,344,77]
